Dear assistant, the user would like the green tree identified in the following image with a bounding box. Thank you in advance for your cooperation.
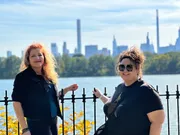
[70,56,88,76]
[4,56,21,79]
[88,55,115,76]
[1,52,180,79]
[55,56,65,76]
[0,57,6,78]
[61,54,72,77]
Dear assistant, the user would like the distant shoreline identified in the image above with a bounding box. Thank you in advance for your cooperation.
[1,73,180,80]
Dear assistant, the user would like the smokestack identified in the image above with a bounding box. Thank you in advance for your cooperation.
[156,9,160,53]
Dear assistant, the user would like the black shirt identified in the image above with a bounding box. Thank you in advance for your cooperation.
[11,67,62,121]
[104,79,163,135]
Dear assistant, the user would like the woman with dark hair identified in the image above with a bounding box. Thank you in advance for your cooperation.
[12,43,78,135]
[93,46,165,135]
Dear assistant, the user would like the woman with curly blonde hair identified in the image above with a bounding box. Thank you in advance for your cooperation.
[12,43,78,135]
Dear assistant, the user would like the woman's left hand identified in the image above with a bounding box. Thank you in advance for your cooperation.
[67,84,78,91]
[59,84,78,97]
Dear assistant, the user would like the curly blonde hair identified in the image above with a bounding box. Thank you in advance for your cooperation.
[20,43,58,84]
[116,46,145,79]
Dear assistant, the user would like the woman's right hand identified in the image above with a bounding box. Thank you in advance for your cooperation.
[93,88,102,98]
[93,88,110,104]
[22,131,31,135]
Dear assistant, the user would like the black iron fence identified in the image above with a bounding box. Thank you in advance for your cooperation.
[0,85,179,135]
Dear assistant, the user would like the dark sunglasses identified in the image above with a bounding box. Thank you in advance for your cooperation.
[119,64,133,72]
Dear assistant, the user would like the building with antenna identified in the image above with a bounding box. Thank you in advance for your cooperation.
[140,32,155,53]
[175,27,180,51]
[112,35,117,57]
[112,36,128,57]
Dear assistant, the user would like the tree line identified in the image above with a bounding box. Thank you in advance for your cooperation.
[0,52,180,79]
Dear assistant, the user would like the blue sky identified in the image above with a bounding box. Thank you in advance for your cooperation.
[0,0,180,57]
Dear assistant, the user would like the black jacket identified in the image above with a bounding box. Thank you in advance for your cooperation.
[11,67,63,121]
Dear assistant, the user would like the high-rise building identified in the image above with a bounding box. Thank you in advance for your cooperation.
[85,45,98,58]
[175,27,180,51]
[158,44,175,54]
[77,19,82,54]
[116,45,128,54]
[112,35,117,57]
[51,43,59,57]
[140,32,155,53]
[146,32,150,45]
[63,41,69,55]
[156,9,160,53]
[155,9,176,54]
[98,48,111,56]
[21,50,24,58]
[7,51,12,57]
[112,35,128,56]
[74,48,78,54]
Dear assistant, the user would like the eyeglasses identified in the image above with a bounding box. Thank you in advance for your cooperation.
[118,64,133,72]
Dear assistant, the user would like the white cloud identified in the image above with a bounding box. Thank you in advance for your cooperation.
[160,9,180,20]
[0,0,179,56]
[172,1,180,7]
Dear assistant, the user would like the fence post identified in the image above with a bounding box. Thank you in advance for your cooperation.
[61,89,65,135]
[4,90,8,135]
[2,85,180,135]
[93,88,97,133]
[176,85,180,135]
[104,87,107,122]
[82,88,86,135]
[72,90,75,135]
[166,85,170,135]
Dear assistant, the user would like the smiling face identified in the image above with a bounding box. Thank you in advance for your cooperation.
[119,58,139,86]
[29,48,45,69]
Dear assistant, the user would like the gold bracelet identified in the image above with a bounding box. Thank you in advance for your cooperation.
[99,95,103,99]
[22,127,29,134]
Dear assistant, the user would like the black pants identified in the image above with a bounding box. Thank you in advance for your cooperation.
[27,117,58,135]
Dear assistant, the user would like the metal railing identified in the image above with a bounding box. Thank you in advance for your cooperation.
[0,85,179,135]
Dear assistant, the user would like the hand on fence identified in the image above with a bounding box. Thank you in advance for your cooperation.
[22,130,31,135]
[68,84,78,91]
[93,88,102,98]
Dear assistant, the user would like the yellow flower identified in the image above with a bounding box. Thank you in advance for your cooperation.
[0,105,94,135]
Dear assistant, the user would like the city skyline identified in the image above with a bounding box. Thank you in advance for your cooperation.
[0,0,180,57]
